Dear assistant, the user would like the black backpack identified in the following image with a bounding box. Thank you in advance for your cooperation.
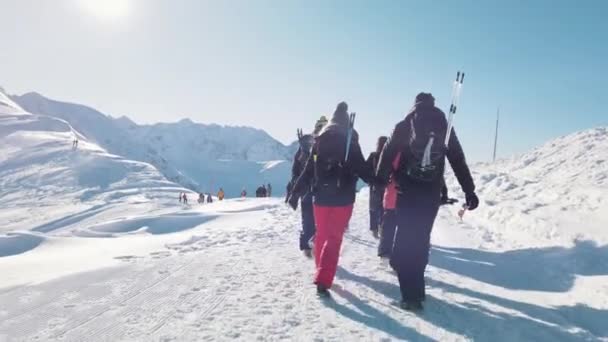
[400,108,448,183]
[313,127,351,191]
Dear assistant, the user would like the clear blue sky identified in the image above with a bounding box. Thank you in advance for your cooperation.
[1,0,606,161]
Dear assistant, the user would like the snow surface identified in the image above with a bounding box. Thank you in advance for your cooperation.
[1,97,607,341]
[2,88,608,341]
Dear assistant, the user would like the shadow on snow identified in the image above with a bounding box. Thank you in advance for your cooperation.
[331,239,608,341]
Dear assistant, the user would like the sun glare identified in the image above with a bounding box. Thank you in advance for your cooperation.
[78,0,130,20]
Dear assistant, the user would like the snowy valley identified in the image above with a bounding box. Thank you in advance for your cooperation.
[1,85,607,341]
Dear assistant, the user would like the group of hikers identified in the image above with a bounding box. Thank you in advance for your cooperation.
[178,188,225,204]
[179,183,275,203]
[286,94,479,311]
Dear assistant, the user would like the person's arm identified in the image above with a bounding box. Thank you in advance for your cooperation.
[446,129,479,210]
[350,134,374,184]
[377,120,409,184]
[287,145,316,208]
[446,129,474,194]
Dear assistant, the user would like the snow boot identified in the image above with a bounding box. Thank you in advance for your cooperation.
[372,229,379,239]
[400,300,423,312]
[303,249,313,258]
[317,284,331,298]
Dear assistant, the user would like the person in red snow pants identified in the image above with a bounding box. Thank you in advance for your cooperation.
[313,205,354,288]
[287,102,374,296]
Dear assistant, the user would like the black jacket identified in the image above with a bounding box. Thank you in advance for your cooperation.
[377,104,475,196]
[366,151,386,209]
[293,122,373,206]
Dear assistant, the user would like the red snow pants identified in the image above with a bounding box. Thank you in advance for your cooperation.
[313,204,354,288]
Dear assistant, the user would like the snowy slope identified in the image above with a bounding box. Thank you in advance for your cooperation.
[0,93,195,252]
[0,125,607,341]
[12,92,294,197]
[12,92,199,190]
[445,126,608,249]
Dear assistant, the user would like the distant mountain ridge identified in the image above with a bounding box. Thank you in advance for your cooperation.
[11,91,295,196]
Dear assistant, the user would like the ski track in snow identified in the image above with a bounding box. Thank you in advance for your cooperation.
[1,198,607,341]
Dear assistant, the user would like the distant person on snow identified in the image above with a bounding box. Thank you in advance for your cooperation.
[241,189,247,198]
[207,193,213,203]
[287,131,316,258]
[376,92,478,311]
[72,137,79,149]
[367,136,388,239]
[179,192,183,203]
[198,193,205,204]
[267,183,272,197]
[182,193,188,204]
[290,101,374,297]
[217,188,225,201]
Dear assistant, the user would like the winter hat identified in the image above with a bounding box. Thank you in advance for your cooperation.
[331,101,349,126]
[415,92,435,107]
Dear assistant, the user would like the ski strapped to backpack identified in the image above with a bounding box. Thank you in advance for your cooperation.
[344,112,356,162]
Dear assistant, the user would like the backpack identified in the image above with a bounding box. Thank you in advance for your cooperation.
[313,126,352,191]
[400,108,448,183]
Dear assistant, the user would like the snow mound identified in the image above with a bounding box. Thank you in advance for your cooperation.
[84,212,218,236]
[0,103,188,237]
[446,126,608,248]
[0,232,45,257]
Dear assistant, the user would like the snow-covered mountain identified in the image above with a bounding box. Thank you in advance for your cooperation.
[0,90,189,239]
[12,91,294,197]
[12,92,199,190]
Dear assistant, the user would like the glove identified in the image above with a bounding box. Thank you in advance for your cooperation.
[465,192,479,211]
[287,195,299,210]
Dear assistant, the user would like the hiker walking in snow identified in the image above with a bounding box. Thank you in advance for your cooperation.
[367,136,388,238]
[72,136,79,149]
[217,188,225,201]
[290,101,374,297]
[287,131,316,258]
[377,152,401,260]
[267,183,272,197]
[241,189,247,198]
[376,92,479,310]
[182,193,188,204]
[207,193,213,203]
[198,193,205,204]
[179,192,183,203]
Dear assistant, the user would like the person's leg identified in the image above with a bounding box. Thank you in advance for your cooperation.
[314,205,353,288]
[313,205,330,268]
[299,193,315,253]
[391,193,439,304]
[378,209,397,257]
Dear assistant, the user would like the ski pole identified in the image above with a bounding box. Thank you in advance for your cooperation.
[344,112,356,162]
[445,72,465,147]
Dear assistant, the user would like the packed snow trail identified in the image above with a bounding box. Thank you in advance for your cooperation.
[1,196,607,341]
